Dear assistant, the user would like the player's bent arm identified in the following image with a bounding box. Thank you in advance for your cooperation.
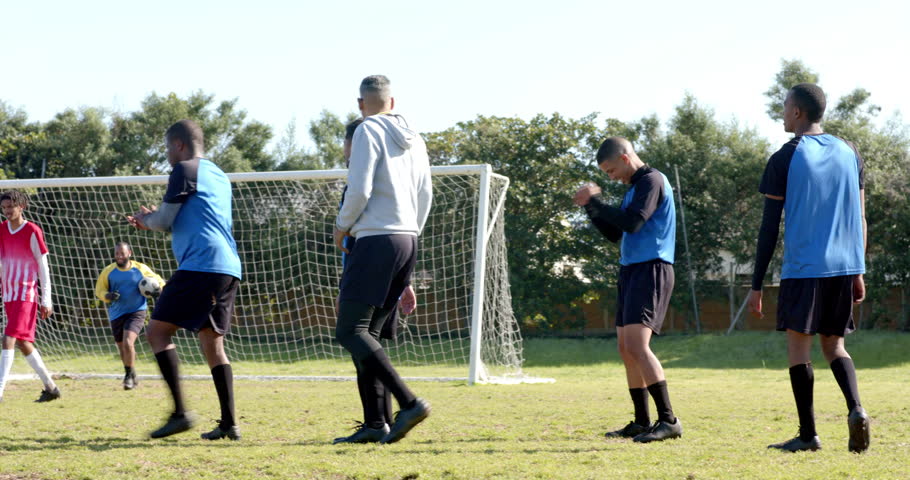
[336,127,381,231]
[585,196,646,233]
[750,196,784,291]
[143,202,181,232]
[589,216,622,243]
[94,265,115,303]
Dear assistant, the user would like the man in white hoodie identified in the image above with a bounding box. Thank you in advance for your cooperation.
[332,75,433,444]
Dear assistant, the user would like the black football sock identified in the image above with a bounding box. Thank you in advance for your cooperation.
[629,387,650,426]
[155,349,186,415]
[211,364,236,428]
[381,384,393,426]
[125,365,134,376]
[354,357,386,429]
[362,349,417,409]
[646,381,676,424]
[830,357,861,412]
[789,363,816,441]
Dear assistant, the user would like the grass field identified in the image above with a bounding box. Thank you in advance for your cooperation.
[1,332,909,479]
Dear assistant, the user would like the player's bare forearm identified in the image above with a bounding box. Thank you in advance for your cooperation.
[333,227,351,253]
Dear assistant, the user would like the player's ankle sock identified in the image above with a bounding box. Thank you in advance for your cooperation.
[155,349,186,415]
[24,349,56,391]
[789,363,816,440]
[629,387,650,425]
[211,364,236,428]
[362,349,417,409]
[125,365,134,377]
[0,349,14,398]
[830,357,861,411]
[646,381,675,424]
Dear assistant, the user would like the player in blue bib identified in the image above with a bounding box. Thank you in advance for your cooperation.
[129,120,242,442]
[94,241,165,390]
[574,137,682,443]
[748,83,869,453]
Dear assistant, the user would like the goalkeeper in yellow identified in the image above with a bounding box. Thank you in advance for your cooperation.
[95,241,165,390]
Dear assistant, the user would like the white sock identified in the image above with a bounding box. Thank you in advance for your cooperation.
[25,349,56,391]
[0,349,14,399]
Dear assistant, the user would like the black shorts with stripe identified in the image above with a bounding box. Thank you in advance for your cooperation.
[776,275,857,337]
[152,270,240,335]
[616,259,675,335]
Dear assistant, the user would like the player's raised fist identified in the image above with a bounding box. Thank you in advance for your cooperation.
[573,183,601,206]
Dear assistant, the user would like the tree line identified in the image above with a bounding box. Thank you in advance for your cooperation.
[2,60,908,331]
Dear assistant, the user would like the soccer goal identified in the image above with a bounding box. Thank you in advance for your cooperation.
[0,165,541,384]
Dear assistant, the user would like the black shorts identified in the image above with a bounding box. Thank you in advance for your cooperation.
[110,311,146,342]
[777,275,857,337]
[616,260,675,335]
[152,270,240,335]
[338,234,416,339]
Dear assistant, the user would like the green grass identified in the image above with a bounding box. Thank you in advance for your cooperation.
[1,331,909,479]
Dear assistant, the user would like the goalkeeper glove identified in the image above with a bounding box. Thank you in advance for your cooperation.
[105,291,120,301]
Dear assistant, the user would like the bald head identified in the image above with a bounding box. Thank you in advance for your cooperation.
[359,75,393,115]
[596,137,634,164]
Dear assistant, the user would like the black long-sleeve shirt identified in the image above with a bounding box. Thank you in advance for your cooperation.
[584,166,665,243]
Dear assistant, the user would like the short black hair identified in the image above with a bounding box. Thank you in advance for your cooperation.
[789,83,826,123]
[595,137,633,164]
[115,241,132,252]
[0,190,28,208]
[165,119,205,152]
[345,119,363,141]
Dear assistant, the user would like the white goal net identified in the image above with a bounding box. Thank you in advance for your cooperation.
[0,165,530,384]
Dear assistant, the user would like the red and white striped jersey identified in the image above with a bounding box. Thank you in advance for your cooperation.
[0,220,48,304]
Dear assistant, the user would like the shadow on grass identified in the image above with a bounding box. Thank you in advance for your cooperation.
[522,331,910,370]
[0,435,243,452]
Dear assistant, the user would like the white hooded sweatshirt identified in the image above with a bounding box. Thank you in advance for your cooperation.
[335,114,433,238]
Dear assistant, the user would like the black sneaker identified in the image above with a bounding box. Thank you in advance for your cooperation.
[201,423,241,441]
[123,373,136,390]
[605,421,650,439]
[768,435,822,452]
[633,418,683,443]
[332,422,390,444]
[848,406,870,453]
[150,412,195,439]
[35,387,61,403]
[380,398,431,444]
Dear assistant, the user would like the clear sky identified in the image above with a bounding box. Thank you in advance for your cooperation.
[2,0,907,151]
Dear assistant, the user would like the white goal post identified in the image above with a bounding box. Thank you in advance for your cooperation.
[0,165,544,384]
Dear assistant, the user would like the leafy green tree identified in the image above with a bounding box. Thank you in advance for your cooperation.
[764,59,820,121]
[0,101,46,179]
[425,113,608,331]
[41,107,113,178]
[109,91,274,175]
[275,110,359,171]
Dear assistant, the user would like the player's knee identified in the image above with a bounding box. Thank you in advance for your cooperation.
[819,337,845,357]
[618,343,635,361]
[624,342,650,360]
